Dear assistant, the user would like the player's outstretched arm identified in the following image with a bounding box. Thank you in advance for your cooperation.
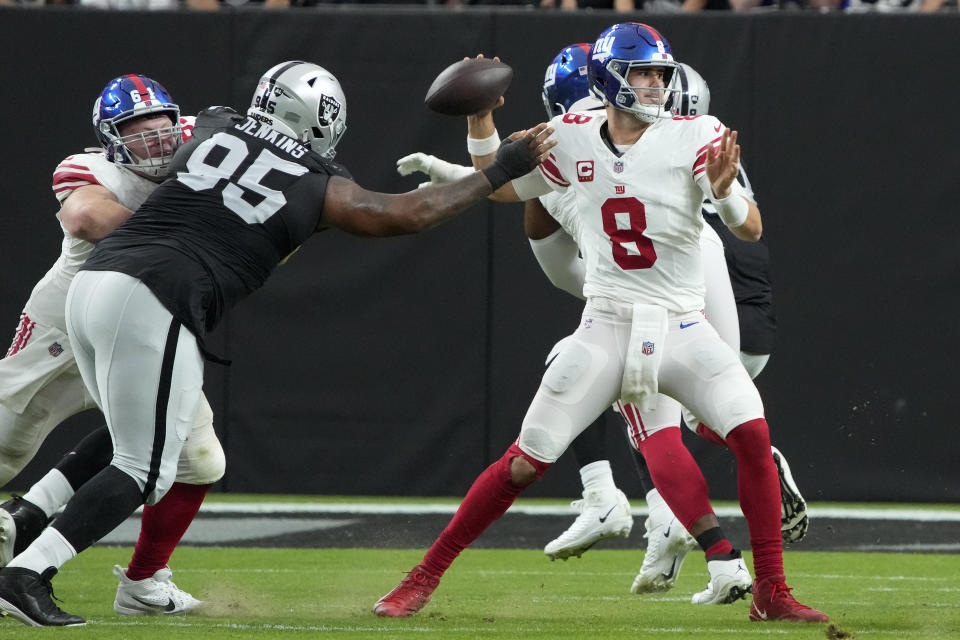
[321,124,554,236]
[58,185,134,243]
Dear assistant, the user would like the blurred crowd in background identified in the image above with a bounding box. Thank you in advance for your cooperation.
[1,0,954,13]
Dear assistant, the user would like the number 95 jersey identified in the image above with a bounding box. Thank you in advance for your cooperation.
[529,111,736,314]
[82,107,353,339]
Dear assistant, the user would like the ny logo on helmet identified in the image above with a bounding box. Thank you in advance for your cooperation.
[543,62,558,88]
[592,35,615,62]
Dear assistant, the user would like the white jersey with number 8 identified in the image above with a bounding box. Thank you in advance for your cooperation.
[521,111,747,313]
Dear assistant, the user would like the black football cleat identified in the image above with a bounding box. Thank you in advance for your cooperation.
[0,495,48,567]
[0,567,85,626]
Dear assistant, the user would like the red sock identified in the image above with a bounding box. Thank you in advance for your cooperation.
[704,539,735,557]
[126,482,210,581]
[696,422,728,448]
[638,428,714,531]
[725,418,783,582]
[421,444,549,578]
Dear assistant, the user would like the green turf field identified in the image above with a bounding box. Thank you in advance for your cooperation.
[1,547,956,638]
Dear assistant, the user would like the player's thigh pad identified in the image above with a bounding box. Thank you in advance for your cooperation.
[67,271,203,504]
[174,393,225,485]
[659,319,763,438]
[519,315,626,463]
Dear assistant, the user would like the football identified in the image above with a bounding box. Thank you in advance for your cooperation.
[424,58,513,116]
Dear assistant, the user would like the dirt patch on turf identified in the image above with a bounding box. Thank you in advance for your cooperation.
[827,624,854,639]
[189,585,263,618]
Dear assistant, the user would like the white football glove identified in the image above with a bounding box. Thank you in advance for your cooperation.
[396,152,475,186]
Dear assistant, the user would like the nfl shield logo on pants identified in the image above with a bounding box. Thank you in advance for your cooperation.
[641,341,654,355]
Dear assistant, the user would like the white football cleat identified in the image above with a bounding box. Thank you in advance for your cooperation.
[630,489,698,594]
[772,446,809,543]
[113,565,202,616]
[691,552,753,605]
[544,489,633,560]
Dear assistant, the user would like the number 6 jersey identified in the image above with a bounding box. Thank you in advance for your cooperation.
[82,107,352,339]
[515,111,749,314]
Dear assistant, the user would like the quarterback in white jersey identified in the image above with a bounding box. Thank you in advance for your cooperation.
[375,24,827,625]
[0,75,218,622]
[525,110,751,313]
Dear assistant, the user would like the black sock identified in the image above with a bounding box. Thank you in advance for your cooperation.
[52,465,144,554]
[55,426,113,491]
[570,413,607,468]
[629,448,656,495]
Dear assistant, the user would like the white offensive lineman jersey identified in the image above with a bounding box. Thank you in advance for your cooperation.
[22,117,195,332]
[519,111,748,313]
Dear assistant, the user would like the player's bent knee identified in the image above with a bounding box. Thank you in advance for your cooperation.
[0,437,33,484]
[504,443,550,486]
[509,456,538,486]
[175,424,226,485]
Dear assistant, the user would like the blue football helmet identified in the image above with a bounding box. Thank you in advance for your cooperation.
[588,23,680,123]
[673,63,711,117]
[542,43,594,120]
[92,74,181,179]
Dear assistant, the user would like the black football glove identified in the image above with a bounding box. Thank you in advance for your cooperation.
[481,134,539,192]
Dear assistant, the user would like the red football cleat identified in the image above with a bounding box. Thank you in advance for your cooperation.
[749,575,828,623]
[373,565,440,618]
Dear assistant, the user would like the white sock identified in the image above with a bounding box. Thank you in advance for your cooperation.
[8,527,76,573]
[645,487,666,509]
[22,469,75,519]
[580,460,617,494]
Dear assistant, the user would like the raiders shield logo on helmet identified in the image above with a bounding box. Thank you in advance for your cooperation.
[318,95,341,127]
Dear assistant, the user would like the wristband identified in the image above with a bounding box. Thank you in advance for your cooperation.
[467,129,501,156]
[712,192,749,228]
[480,162,510,192]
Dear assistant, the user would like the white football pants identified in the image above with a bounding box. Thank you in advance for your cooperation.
[518,296,764,463]
[65,270,205,504]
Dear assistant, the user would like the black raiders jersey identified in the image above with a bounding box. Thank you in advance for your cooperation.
[701,166,776,353]
[82,107,353,338]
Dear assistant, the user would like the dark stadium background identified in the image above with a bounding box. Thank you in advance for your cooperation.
[1,8,957,505]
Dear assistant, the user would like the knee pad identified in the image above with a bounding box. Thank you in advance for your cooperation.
[175,412,225,485]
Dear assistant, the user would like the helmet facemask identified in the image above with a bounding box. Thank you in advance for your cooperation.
[603,59,680,124]
[101,113,182,180]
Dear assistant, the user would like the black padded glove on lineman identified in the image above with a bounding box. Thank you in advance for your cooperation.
[481,134,539,191]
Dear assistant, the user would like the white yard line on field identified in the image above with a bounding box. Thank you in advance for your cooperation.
[183,502,960,522]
